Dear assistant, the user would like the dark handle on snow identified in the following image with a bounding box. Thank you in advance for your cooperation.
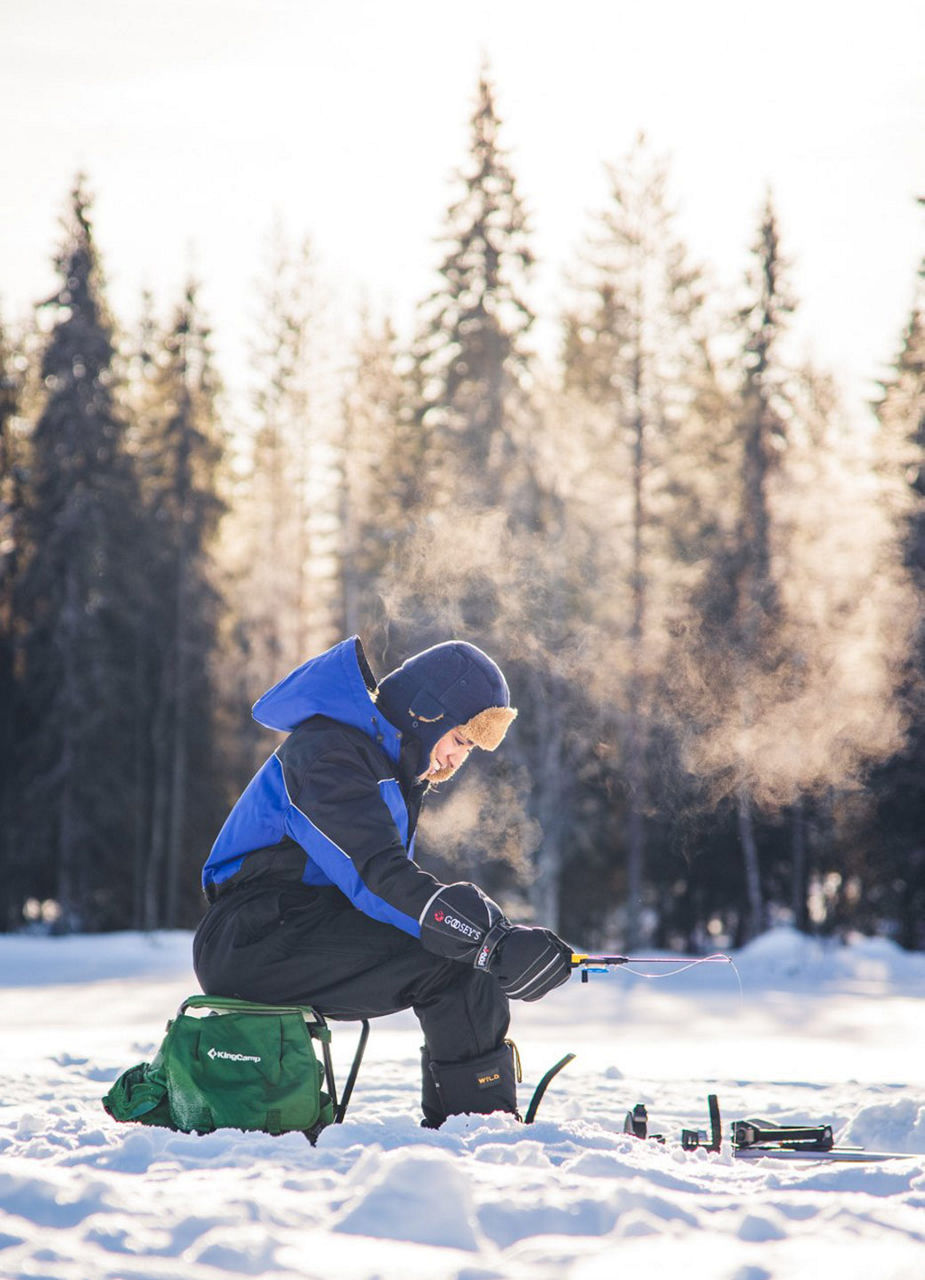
[524,1052,576,1124]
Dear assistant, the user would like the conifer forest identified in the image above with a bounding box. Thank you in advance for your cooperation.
[1,69,923,951]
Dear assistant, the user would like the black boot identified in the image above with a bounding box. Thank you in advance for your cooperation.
[420,1041,521,1128]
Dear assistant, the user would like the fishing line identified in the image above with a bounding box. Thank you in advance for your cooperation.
[573,951,745,1001]
[618,953,745,1000]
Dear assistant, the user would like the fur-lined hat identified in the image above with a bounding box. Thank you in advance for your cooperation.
[376,641,517,781]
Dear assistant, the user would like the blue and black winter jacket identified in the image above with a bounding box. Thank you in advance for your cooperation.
[202,637,440,938]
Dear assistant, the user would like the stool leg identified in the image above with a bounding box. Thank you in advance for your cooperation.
[335,1020,370,1124]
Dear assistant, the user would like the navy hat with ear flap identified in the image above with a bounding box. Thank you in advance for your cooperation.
[376,641,517,777]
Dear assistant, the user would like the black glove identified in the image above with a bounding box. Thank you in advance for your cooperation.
[481,924,573,1001]
[419,882,506,962]
[419,882,573,1001]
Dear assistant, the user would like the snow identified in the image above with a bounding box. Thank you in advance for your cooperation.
[1,927,924,1279]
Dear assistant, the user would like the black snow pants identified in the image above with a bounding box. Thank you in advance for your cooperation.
[192,883,515,1125]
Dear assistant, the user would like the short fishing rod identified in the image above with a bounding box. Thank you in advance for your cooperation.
[571,951,739,983]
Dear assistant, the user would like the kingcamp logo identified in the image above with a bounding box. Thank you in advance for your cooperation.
[433,910,481,942]
[207,1046,262,1064]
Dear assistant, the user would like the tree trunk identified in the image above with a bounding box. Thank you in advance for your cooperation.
[737,785,764,941]
[56,563,80,929]
[131,634,148,929]
[790,796,808,931]
[143,665,171,930]
[165,545,190,927]
[527,671,566,931]
[624,350,647,949]
[625,784,645,949]
[624,664,646,948]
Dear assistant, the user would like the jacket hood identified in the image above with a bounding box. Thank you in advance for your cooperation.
[252,636,402,761]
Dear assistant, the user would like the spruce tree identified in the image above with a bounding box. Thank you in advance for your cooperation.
[134,284,225,928]
[0,314,27,928]
[561,136,728,947]
[414,64,535,510]
[243,232,322,675]
[16,178,144,930]
[372,63,541,668]
[869,218,925,946]
[373,68,581,925]
[682,197,908,944]
[677,195,802,943]
[223,228,340,781]
[729,195,794,939]
[337,313,419,651]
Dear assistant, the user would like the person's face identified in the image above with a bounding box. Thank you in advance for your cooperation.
[422,727,475,780]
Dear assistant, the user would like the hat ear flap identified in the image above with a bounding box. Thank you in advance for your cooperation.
[460,706,517,751]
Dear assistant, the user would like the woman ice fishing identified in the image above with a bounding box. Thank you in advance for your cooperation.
[193,635,573,1127]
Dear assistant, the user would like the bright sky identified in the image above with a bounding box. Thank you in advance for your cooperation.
[2,0,923,421]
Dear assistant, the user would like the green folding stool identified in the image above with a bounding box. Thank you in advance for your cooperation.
[103,995,369,1145]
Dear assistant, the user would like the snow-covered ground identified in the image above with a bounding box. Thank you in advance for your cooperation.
[1,926,923,1279]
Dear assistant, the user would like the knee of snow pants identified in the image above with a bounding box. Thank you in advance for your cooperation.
[421,1041,521,1128]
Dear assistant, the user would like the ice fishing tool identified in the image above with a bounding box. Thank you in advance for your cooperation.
[621,1094,720,1151]
[729,1109,919,1162]
[571,952,736,983]
[620,1095,919,1162]
[681,1094,723,1152]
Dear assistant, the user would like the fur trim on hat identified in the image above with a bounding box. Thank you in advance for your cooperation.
[425,706,518,785]
[460,706,518,751]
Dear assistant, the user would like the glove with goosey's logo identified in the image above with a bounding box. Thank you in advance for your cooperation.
[419,882,573,1002]
[419,882,498,958]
